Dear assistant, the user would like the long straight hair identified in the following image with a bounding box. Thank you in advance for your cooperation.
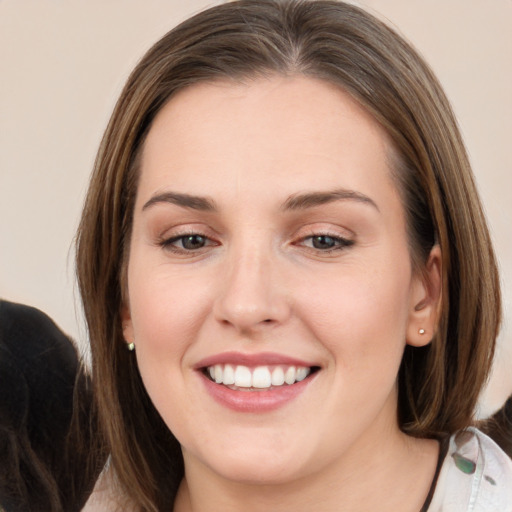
[76,1,501,510]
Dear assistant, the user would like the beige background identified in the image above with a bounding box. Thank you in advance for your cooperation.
[1,0,511,416]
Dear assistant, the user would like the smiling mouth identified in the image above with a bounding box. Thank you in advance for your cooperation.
[203,364,320,391]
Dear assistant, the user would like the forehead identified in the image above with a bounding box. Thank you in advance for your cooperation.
[137,75,398,209]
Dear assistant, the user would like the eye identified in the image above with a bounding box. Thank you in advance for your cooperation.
[300,234,354,252]
[160,233,216,253]
[178,234,208,250]
[311,235,339,250]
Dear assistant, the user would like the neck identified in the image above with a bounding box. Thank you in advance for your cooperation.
[173,427,439,512]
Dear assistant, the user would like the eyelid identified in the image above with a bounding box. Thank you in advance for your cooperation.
[156,225,220,255]
[155,222,217,242]
[292,223,354,240]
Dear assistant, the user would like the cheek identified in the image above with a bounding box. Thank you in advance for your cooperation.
[129,265,210,345]
[127,267,214,434]
[294,262,412,372]
[126,262,216,411]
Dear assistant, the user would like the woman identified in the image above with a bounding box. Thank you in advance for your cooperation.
[76,1,512,510]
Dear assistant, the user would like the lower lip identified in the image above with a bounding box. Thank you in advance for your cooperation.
[199,372,316,412]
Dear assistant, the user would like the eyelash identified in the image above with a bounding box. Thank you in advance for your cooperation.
[158,231,354,255]
[159,232,216,254]
[298,233,354,253]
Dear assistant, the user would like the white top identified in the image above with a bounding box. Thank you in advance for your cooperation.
[427,428,512,511]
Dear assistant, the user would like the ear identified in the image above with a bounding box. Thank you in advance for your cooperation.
[121,303,135,344]
[406,245,442,347]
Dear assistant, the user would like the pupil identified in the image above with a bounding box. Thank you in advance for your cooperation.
[312,235,335,249]
[183,235,205,249]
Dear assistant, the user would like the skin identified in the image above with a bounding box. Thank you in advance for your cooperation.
[122,76,442,512]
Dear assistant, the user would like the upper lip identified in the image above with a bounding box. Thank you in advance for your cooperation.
[194,351,319,369]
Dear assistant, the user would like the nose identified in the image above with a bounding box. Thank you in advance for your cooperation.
[213,245,291,334]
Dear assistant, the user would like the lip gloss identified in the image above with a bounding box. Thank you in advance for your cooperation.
[200,372,316,412]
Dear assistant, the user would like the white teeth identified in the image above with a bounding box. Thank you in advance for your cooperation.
[252,366,272,388]
[271,366,285,386]
[284,366,296,385]
[223,364,235,385]
[206,364,312,389]
[296,367,309,382]
[234,365,252,387]
[214,364,223,384]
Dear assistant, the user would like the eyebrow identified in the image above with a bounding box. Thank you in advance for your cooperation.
[282,189,379,212]
[142,188,378,214]
[142,191,218,212]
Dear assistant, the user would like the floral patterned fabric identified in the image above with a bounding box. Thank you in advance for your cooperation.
[427,427,512,511]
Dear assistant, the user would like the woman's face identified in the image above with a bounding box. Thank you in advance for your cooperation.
[123,76,436,484]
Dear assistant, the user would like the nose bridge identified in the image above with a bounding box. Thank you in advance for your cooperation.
[214,234,288,331]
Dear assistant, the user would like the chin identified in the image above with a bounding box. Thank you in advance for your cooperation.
[188,435,315,486]
[211,457,305,486]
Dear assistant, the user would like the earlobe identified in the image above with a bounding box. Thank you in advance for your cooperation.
[121,304,135,344]
[406,245,442,347]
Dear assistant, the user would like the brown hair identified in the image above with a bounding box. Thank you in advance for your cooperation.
[76,1,501,510]
[481,395,512,457]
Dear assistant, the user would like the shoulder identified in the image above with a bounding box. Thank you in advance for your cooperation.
[428,427,512,511]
